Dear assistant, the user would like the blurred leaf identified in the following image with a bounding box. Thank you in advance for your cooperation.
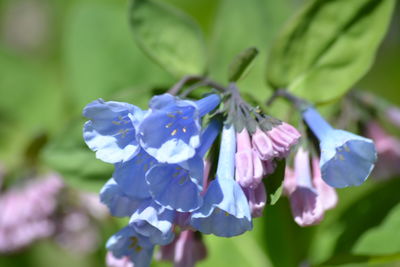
[228,47,259,82]
[209,0,292,98]
[266,0,395,103]
[42,119,112,192]
[129,0,207,78]
[318,252,400,266]
[64,1,172,111]
[353,201,400,255]
[199,232,272,267]
[262,198,315,267]
[264,159,285,205]
[332,178,400,255]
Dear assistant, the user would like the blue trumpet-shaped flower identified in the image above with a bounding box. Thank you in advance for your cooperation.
[130,200,175,246]
[138,94,220,164]
[145,120,221,212]
[190,124,253,237]
[99,178,144,217]
[106,226,154,267]
[302,107,377,188]
[83,99,145,164]
[113,149,157,199]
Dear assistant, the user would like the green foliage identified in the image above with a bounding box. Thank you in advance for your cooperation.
[130,0,207,78]
[266,0,395,104]
[264,159,285,205]
[228,47,259,82]
[64,1,172,111]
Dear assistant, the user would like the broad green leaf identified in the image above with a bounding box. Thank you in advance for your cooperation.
[318,252,400,266]
[353,202,400,255]
[266,0,395,103]
[64,1,172,111]
[209,0,292,98]
[42,119,112,193]
[264,159,285,205]
[228,47,259,82]
[130,0,207,78]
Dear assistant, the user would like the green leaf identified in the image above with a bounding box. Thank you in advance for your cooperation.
[210,0,292,98]
[42,119,112,193]
[266,0,395,103]
[64,1,172,111]
[228,47,259,82]
[353,202,400,255]
[264,159,285,205]
[130,0,207,78]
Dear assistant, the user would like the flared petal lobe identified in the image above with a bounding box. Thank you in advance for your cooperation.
[302,107,377,188]
[83,99,144,163]
[139,94,220,164]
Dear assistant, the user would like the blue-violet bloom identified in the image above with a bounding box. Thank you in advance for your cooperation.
[190,124,252,237]
[83,99,145,164]
[129,200,175,246]
[302,107,377,188]
[138,94,220,164]
[113,149,157,199]
[145,120,221,212]
[100,178,144,217]
[106,226,154,267]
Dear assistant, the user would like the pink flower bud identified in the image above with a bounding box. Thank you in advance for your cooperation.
[288,148,324,227]
[267,123,301,158]
[236,129,255,188]
[366,122,400,179]
[386,107,400,128]
[243,184,267,218]
[252,127,274,160]
[312,158,338,210]
[174,230,207,267]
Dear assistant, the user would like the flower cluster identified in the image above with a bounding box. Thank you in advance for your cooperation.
[83,84,381,265]
[83,91,303,267]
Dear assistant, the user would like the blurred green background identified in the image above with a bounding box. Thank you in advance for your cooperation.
[0,0,399,266]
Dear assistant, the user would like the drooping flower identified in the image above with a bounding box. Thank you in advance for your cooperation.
[145,120,221,212]
[242,183,267,218]
[106,252,134,267]
[267,122,302,158]
[83,99,145,164]
[302,107,377,188]
[138,94,220,164]
[235,128,256,188]
[129,200,175,246]
[365,121,400,179]
[113,149,156,199]
[287,148,324,227]
[311,158,338,211]
[99,178,144,218]
[106,226,154,267]
[190,124,252,237]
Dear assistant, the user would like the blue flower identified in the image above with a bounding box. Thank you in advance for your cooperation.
[302,107,377,188]
[113,149,157,199]
[83,99,145,164]
[138,94,220,163]
[145,120,221,212]
[130,200,175,246]
[106,226,154,267]
[190,124,253,237]
[99,178,144,217]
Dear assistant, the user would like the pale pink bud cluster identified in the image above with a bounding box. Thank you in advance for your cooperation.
[235,123,300,217]
[365,121,400,180]
[0,174,64,252]
[283,149,337,227]
[157,230,207,267]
